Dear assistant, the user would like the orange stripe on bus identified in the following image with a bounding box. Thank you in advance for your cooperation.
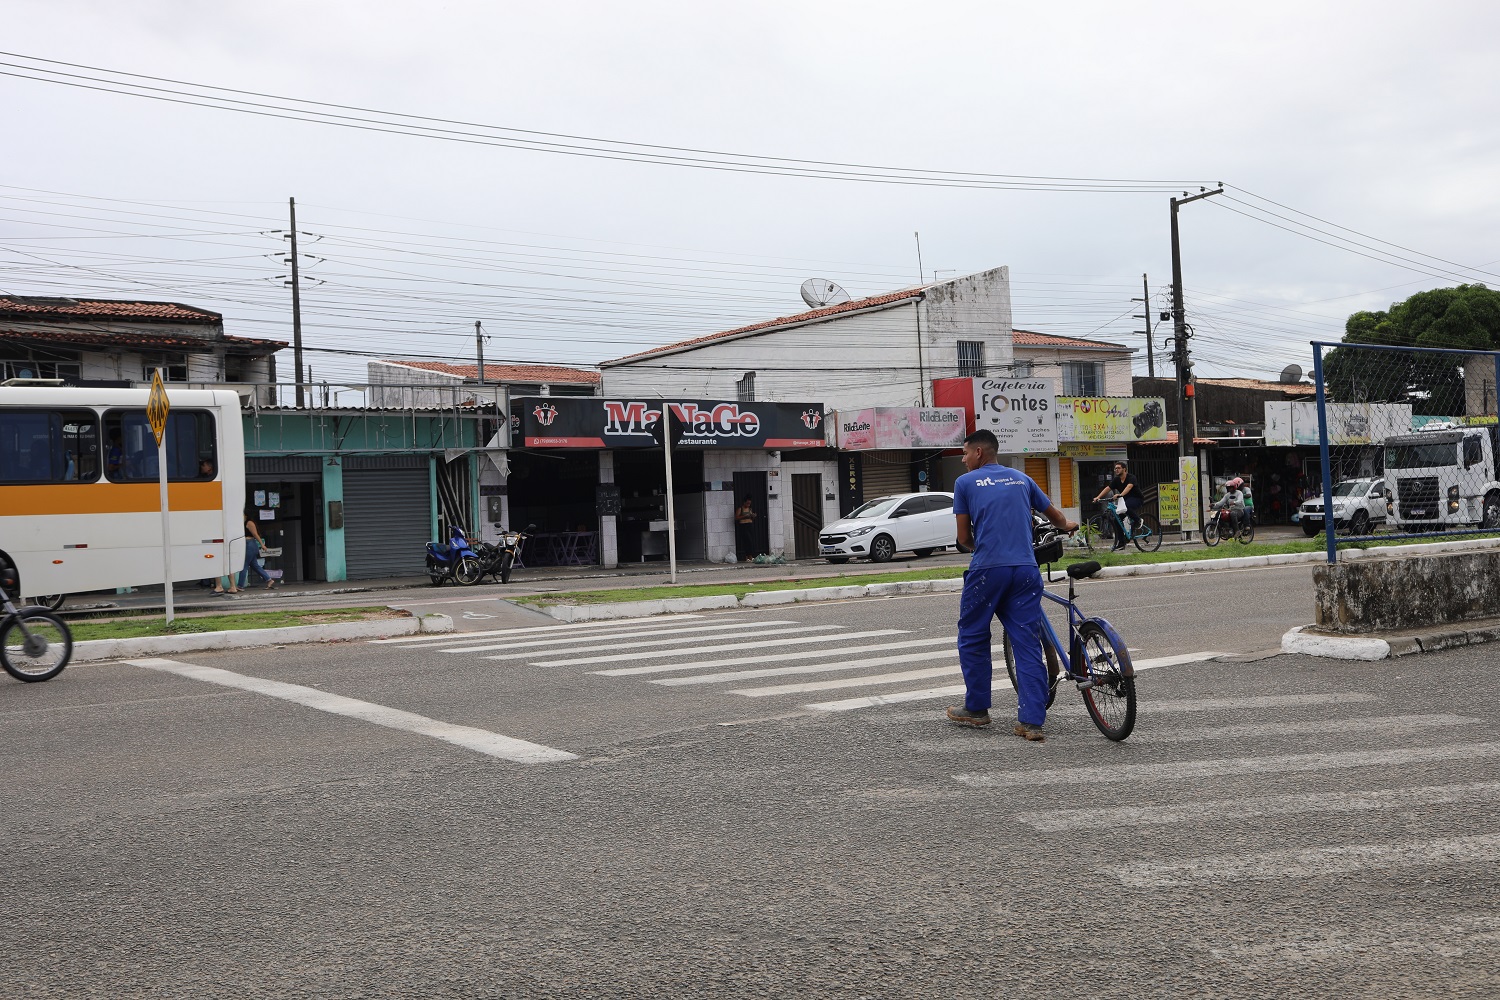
[0,481,224,515]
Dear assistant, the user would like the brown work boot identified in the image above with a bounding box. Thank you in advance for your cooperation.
[1013,722,1046,742]
[946,706,992,728]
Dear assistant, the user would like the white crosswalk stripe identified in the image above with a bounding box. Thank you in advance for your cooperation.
[438,619,802,654]
[597,636,952,677]
[372,615,707,645]
[524,628,907,667]
[734,665,960,697]
[652,648,956,687]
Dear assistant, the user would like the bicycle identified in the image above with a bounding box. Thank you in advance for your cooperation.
[0,563,73,683]
[1085,499,1162,553]
[1001,557,1137,741]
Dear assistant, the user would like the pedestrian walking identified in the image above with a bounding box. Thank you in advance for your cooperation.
[947,429,1076,741]
[734,497,759,561]
[238,509,278,590]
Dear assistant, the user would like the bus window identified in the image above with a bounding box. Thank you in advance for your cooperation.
[0,409,100,484]
[102,409,217,483]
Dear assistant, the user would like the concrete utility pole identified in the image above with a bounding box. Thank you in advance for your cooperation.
[1133,273,1155,379]
[475,321,486,384]
[287,197,305,408]
[1169,187,1223,458]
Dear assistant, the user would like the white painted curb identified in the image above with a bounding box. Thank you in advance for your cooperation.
[1280,624,1391,661]
[73,613,454,662]
[544,595,738,622]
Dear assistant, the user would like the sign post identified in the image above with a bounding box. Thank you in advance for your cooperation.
[1178,455,1201,541]
[663,409,677,585]
[147,370,174,624]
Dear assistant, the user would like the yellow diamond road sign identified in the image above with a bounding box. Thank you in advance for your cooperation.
[147,371,170,446]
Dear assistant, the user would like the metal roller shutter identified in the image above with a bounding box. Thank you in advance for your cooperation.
[860,450,912,500]
[343,467,432,579]
[1024,456,1052,502]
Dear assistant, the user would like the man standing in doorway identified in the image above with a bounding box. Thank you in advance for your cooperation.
[948,429,1076,741]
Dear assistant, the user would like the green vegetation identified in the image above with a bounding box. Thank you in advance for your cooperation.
[70,607,398,641]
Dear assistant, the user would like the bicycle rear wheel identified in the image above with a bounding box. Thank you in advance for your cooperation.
[1132,513,1162,552]
[1,610,72,682]
[1003,629,1060,710]
[1086,514,1113,545]
[1076,620,1136,741]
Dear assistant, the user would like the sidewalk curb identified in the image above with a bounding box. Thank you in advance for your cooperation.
[1281,621,1500,661]
[73,613,455,663]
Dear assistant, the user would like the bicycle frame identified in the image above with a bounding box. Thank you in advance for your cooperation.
[1034,574,1135,680]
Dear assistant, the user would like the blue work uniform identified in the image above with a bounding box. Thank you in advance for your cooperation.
[953,463,1051,725]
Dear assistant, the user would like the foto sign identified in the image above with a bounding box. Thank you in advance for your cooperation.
[974,378,1056,454]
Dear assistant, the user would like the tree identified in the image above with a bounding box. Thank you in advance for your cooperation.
[1324,284,1500,415]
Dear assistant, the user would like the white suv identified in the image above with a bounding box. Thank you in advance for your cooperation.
[1298,476,1388,536]
[819,492,954,563]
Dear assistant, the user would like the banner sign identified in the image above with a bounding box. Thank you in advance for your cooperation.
[973,378,1057,454]
[1058,443,1108,458]
[1054,397,1167,443]
[1276,401,1415,446]
[833,407,966,450]
[1179,456,1201,532]
[511,397,827,449]
[1158,482,1180,525]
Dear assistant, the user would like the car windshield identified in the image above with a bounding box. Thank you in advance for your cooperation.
[1332,482,1368,497]
[848,497,902,519]
[1386,442,1458,469]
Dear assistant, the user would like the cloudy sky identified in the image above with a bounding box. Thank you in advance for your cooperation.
[4,1,1498,390]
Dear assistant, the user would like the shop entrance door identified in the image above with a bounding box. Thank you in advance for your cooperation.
[732,471,770,559]
[791,473,822,559]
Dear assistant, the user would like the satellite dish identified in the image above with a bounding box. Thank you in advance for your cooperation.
[1279,364,1303,384]
[800,278,852,309]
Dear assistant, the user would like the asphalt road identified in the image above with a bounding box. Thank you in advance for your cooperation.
[4,566,1498,998]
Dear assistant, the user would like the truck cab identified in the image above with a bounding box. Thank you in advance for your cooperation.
[1383,424,1500,531]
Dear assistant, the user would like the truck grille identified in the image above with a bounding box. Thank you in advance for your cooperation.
[1397,476,1439,519]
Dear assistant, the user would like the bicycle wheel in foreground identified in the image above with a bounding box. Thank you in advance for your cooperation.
[1076,620,1135,740]
[1003,629,1061,710]
[0,610,73,682]
[1133,513,1163,552]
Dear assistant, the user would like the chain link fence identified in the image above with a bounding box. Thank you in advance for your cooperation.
[1310,341,1500,561]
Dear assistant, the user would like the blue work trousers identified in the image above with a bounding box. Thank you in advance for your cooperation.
[957,564,1048,725]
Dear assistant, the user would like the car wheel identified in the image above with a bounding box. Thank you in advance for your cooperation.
[1484,491,1500,530]
[1349,510,1370,536]
[913,548,935,558]
[1301,522,1320,537]
[825,557,850,564]
[870,534,897,563]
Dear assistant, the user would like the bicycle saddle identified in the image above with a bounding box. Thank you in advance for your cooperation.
[1067,561,1102,579]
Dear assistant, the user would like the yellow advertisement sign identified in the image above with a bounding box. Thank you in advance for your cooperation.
[1055,397,1167,443]
[1158,483,1180,525]
[1058,442,1107,457]
[1179,456,1201,532]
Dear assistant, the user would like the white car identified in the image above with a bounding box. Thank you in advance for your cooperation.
[1298,476,1388,536]
[819,492,954,563]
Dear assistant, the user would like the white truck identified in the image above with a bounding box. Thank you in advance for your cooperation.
[1382,424,1500,532]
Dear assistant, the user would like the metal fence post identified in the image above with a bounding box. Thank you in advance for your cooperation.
[1312,344,1337,564]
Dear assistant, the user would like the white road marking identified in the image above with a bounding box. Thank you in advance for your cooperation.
[526,628,907,667]
[735,665,959,697]
[806,683,981,712]
[123,658,577,765]
[1144,713,1481,745]
[1130,651,1225,670]
[439,619,801,654]
[1113,832,1500,887]
[372,615,705,644]
[1014,780,1500,833]
[956,741,1500,789]
[596,636,952,677]
[653,649,957,687]
[1141,693,1379,713]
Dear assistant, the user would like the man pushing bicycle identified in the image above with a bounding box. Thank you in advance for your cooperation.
[947,429,1076,741]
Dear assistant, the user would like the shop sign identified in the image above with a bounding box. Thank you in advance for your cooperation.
[1277,401,1414,446]
[833,407,966,450]
[1158,482,1180,525]
[973,378,1056,454]
[1179,456,1201,531]
[1058,443,1108,458]
[511,397,827,449]
[1054,397,1167,443]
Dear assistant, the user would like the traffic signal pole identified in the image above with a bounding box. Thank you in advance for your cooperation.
[1169,186,1223,539]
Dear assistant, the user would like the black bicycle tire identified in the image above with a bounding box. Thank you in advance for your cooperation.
[0,610,72,682]
[1086,514,1112,543]
[1133,513,1162,552]
[1002,628,1060,710]
[1077,620,1136,741]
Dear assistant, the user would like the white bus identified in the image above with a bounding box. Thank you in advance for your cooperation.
[0,386,246,599]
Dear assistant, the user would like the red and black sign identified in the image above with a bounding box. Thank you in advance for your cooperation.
[511,397,828,449]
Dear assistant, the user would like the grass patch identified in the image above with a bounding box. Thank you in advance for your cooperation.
[69,607,401,641]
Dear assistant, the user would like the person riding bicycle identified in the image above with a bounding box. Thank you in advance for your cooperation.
[1091,460,1142,551]
[1212,477,1248,533]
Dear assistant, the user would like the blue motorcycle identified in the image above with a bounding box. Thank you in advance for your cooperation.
[425,524,483,586]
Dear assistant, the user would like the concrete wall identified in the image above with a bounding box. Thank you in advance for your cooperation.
[1314,549,1500,633]
[1016,348,1134,397]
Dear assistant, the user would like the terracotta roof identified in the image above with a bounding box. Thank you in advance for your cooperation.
[602,287,925,366]
[1198,377,1316,396]
[1013,329,1132,351]
[380,359,601,384]
[0,296,221,322]
[0,328,284,352]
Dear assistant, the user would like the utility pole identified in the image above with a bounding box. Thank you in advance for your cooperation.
[1132,273,1155,379]
[475,320,486,384]
[286,197,305,408]
[1169,186,1224,539]
[913,231,927,405]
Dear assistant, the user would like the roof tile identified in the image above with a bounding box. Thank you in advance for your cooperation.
[0,296,221,322]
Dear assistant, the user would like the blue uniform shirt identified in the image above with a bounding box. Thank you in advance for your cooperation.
[952,463,1051,569]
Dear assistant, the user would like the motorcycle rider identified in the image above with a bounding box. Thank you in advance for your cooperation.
[1212,477,1248,533]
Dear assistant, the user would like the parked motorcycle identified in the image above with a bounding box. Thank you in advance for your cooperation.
[474,524,536,584]
[426,524,482,586]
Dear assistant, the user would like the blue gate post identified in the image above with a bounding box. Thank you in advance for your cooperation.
[1312,344,1337,564]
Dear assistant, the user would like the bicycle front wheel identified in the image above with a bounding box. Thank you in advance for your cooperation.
[1003,629,1060,710]
[1132,513,1162,552]
[1077,621,1136,741]
[1,610,72,682]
